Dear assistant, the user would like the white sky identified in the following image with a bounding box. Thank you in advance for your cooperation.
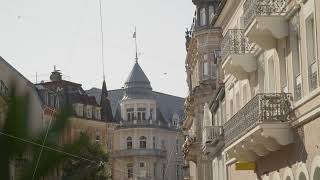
[0,0,195,97]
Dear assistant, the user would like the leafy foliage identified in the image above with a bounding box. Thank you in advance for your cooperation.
[0,84,110,180]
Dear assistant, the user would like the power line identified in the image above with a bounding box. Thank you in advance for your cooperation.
[99,0,106,81]
[0,131,145,178]
[32,118,52,180]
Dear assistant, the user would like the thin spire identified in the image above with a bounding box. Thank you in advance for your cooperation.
[133,26,138,63]
[99,0,106,80]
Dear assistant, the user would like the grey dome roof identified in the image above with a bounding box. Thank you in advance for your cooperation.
[123,62,153,99]
[125,62,151,88]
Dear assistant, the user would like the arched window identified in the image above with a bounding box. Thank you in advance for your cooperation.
[127,137,132,149]
[139,136,147,149]
[314,167,320,180]
[299,172,307,180]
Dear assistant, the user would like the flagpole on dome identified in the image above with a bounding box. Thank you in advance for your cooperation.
[133,26,138,63]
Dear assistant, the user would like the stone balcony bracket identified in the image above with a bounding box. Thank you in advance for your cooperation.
[223,93,293,162]
[225,124,293,162]
[245,17,289,50]
[221,29,257,79]
[222,56,257,80]
[243,0,289,50]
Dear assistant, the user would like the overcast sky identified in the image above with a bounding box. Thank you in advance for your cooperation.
[0,0,194,97]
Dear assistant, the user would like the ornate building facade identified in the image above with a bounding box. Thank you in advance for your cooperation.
[183,0,320,180]
[182,0,222,179]
[88,61,185,180]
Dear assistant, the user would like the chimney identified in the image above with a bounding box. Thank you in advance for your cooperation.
[50,65,62,81]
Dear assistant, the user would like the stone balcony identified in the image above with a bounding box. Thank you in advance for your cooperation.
[223,93,293,162]
[182,135,201,162]
[243,0,290,49]
[118,119,174,129]
[182,95,195,130]
[112,149,167,159]
[202,126,224,155]
[221,29,257,79]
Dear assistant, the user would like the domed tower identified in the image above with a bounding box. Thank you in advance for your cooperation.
[119,61,157,124]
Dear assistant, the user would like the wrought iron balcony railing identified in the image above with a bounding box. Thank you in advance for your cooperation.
[119,119,170,129]
[221,29,254,63]
[224,93,291,146]
[243,0,289,29]
[202,126,223,144]
[112,149,167,158]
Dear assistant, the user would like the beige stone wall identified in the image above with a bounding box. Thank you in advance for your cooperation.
[112,127,183,180]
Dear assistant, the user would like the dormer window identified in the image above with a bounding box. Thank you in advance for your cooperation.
[127,108,134,121]
[86,106,92,118]
[137,108,146,121]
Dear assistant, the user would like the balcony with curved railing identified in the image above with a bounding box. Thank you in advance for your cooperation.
[223,93,293,161]
[243,0,290,49]
[221,29,257,78]
[118,119,175,129]
[112,148,167,159]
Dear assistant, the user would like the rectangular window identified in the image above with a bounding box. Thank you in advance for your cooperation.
[306,14,318,91]
[162,164,166,178]
[236,92,240,111]
[222,100,226,124]
[176,165,180,180]
[211,63,217,79]
[153,136,156,149]
[229,99,233,118]
[150,108,154,120]
[268,56,276,93]
[280,48,288,93]
[290,14,302,100]
[209,6,214,23]
[153,162,157,177]
[139,162,145,168]
[127,108,134,121]
[137,108,146,121]
[127,163,133,178]
[203,62,209,80]
[200,8,207,26]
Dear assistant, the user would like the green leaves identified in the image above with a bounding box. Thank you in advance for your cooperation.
[0,84,110,180]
